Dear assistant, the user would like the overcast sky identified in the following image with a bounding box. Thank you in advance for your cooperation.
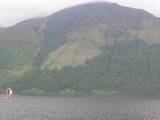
[0,0,160,27]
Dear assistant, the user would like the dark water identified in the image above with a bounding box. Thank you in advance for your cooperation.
[0,96,160,120]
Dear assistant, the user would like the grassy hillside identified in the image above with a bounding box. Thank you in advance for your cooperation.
[0,18,44,43]
[39,2,160,69]
[12,39,160,96]
[0,40,38,69]
[0,40,37,86]
[2,2,160,96]
[42,26,105,69]
[0,18,43,85]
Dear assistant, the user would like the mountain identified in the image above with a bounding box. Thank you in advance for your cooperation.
[0,18,45,73]
[40,2,160,69]
[1,2,160,96]
[1,2,160,70]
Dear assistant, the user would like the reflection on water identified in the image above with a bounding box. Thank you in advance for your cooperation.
[0,96,160,120]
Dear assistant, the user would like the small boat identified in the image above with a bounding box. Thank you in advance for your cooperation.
[4,88,13,99]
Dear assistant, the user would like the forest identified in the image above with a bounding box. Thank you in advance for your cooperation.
[10,39,160,96]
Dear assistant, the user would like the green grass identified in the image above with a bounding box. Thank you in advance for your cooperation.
[0,40,37,86]
[42,25,106,70]
[0,40,38,69]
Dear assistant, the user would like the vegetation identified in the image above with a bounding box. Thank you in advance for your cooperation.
[0,40,37,69]
[1,2,160,96]
[10,39,160,96]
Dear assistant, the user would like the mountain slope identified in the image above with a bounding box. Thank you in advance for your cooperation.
[0,19,45,87]
[0,18,44,43]
[39,2,160,69]
[0,18,45,78]
[2,2,160,96]
[1,2,160,70]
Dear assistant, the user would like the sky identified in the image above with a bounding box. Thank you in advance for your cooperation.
[0,0,160,27]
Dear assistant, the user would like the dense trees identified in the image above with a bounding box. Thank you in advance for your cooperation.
[11,40,160,96]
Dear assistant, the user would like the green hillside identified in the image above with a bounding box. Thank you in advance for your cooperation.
[0,40,38,86]
[12,39,160,96]
[0,40,37,69]
[0,18,43,85]
[39,2,160,69]
[1,2,160,96]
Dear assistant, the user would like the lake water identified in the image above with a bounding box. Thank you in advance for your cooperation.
[0,96,160,120]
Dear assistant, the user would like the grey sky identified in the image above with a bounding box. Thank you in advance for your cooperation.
[0,0,160,27]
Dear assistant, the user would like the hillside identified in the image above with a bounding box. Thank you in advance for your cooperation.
[0,18,45,87]
[40,2,160,69]
[1,2,160,96]
[1,2,160,70]
[0,18,45,75]
[0,18,44,43]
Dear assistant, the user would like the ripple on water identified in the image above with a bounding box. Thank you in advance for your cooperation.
[0,96,160,120]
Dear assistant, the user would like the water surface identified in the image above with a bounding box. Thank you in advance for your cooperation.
[0,96,160,120]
